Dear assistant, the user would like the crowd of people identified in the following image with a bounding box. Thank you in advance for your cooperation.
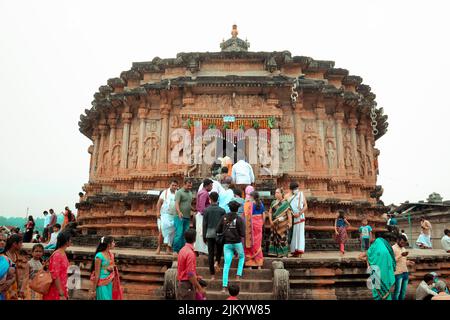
[0,206,77,247]
[0,199,123,301]
[358,232,450,300]
[153,158,309,299]
[334,210,450,255]
[154,158,450,300]
[0,230,123,300]
[2,158,450,301]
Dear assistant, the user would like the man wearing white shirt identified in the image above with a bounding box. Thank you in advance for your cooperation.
[415,273,438,300]
[156,180,179,255]
[231,159,255,191]
[198,179,225,195]
[441,229,450,253]
[43,210,51,242]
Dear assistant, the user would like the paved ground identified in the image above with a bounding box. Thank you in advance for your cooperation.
[22,243,449,261]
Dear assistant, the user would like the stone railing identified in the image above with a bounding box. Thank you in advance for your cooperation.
[163,261,178,300]
[272,261,289,300]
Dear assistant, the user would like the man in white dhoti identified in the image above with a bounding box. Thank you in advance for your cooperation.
[156,180,178,254]
[287,181,308,257]
[194,179,213,254]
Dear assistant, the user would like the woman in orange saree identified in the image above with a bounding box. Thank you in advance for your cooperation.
[244,190,265,269]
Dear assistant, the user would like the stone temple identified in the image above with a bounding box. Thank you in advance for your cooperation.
[76,25,389,250]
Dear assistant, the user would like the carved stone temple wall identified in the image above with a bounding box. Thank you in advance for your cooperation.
[76,26,389,247]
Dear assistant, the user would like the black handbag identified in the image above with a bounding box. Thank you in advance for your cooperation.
[216,218,232,246]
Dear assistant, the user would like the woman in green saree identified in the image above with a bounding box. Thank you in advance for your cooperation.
[366,233,396,300]
[268,188,292,257]
[89,236,123,300]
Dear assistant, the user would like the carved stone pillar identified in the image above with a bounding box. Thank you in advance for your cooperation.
[90,129,100,179]
[357,123,368,179]
[107,114,117,170]
[97,121,108,175]
[160,104,170,164]
[365,128,376,182]
[335,112,345,175]
[293,95,304,172]
[316,97,327,170]
[120,112,133,170]
[348,115,359,178]
[137,106,148,169]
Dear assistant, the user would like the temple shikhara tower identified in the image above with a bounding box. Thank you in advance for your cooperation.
[77,25,389,249]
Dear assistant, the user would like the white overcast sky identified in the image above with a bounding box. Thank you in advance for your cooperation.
[1,0,449,218]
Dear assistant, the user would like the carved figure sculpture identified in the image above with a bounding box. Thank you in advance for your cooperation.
[112,145,121,172]
[326,141,336,169]
[128,140,138,169]
[344,145,353,170]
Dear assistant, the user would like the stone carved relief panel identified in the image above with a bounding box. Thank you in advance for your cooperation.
[127,118,139,169]
[281,114,294,135]
[171,114,181,128]
[357,136,365,178]
[279,135,295,172]
[111,144,121,173]
[324,122,337,170]
[343,129,354,172]
[99,150,109,175]
[143,120,161,168]
[190,94,275,115]
[303,122,325,170]
[233,95,263,109]
[195,94,231,112]
[366,154,373,176]
[128,139,138,169]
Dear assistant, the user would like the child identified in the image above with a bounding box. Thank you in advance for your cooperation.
[28,243,44,300]
[44,224,61,250]
[334,210,350,255]
[195,279,207,300]
[359,218,372,252]
[226,283,240,300]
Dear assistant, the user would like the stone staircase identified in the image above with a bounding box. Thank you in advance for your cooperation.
[195,256,274,300]
[164,255,282,300]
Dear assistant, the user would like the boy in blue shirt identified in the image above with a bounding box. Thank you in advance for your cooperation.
[359,218,372,251]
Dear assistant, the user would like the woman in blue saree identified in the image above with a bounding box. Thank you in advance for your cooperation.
[0,255,13,300]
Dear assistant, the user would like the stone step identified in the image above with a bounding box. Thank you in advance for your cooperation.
[290,289,373,300]
[201,279,273,292]
[288,268,369,277]
[196,256,273,269]
[290,278,367,288]
[205,291,273,300]
[196,267,273,280]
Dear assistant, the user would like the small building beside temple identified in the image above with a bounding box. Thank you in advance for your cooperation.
[76,25,389,249]
[394,193,450,249]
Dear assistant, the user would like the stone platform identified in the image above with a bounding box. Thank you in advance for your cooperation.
[22,244,450,300]
[72,232,363,252]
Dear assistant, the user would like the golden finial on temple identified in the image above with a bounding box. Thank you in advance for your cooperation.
[231,24,238,38]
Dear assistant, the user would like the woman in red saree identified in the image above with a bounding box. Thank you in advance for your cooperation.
[43,231,71,300]
[244,190,265,269]
[89,236,123,300]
